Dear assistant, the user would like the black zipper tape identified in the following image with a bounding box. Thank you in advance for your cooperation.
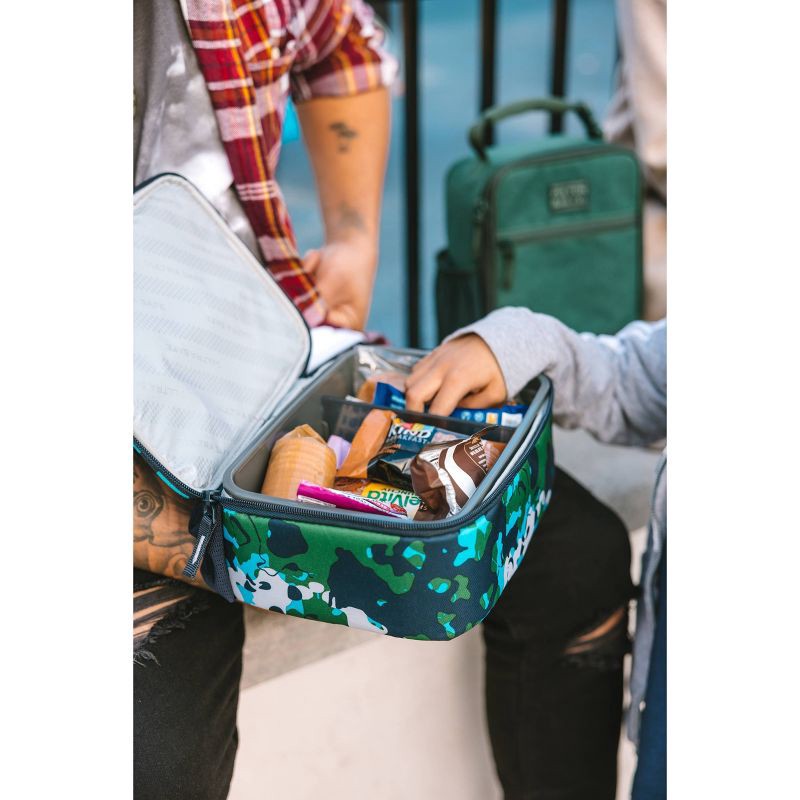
[133,437,203,500]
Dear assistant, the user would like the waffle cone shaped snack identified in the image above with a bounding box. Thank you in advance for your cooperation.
[261,424,336,501]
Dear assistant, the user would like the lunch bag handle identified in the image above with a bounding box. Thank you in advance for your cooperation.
[468,98,603,159]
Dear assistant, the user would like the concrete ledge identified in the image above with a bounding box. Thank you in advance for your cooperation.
[241,608,374,689]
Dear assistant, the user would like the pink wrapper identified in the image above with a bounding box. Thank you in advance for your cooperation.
[296,481,408,518]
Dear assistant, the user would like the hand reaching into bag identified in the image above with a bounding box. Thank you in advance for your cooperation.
[405,333,507,416]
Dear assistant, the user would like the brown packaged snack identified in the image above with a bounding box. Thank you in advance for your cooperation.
[261,424,336,501]
[355,371,408,403]
[336,409,394,479]
[334,477,369,494]
[411,433,506,521]
[483,439,506,471]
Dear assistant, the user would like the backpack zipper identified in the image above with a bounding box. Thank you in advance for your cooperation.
[496,213,636,290]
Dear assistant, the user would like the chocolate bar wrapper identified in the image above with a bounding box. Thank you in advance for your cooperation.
[411,430,506,521]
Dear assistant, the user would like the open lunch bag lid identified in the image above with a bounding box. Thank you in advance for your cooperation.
[134,173,556,641]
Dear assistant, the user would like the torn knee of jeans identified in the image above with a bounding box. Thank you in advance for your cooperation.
[561,606,630,670]
[133,595,210,667]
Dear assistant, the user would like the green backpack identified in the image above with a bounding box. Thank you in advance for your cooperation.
[436,98,643,339]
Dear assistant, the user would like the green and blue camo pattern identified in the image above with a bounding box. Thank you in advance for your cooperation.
[223,418,554,640]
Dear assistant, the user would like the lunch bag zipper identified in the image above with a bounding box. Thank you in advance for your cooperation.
[133,438,204,501]
[496,213,636,290]
[473,145,638,307]
[133,438,225,580]
[182,489,223,579]
[134,393,550,541]
[135,392,550,589]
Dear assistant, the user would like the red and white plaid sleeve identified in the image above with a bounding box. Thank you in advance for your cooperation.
[290,0,398,102]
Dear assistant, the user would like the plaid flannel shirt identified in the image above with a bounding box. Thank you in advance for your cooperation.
[185,0,397,326]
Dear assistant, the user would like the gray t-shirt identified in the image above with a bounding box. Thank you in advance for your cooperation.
[133,0,258,256]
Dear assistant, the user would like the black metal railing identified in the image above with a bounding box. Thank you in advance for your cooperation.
[380,0,572,347]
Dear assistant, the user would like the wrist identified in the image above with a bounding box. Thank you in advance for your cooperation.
[325,231,379,267]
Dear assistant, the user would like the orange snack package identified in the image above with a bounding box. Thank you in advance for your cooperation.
[261,424,336,501]
[336,409,394,479]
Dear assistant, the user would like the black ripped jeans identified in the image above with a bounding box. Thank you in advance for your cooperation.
[483,468,635,800]
[133,468,632,800]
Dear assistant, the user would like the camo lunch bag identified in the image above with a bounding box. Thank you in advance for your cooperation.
[134,174,555,641]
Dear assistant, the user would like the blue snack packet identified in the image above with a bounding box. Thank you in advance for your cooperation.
[372,381,408,411]
[371,382,527,428]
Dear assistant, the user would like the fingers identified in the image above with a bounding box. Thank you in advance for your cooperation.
[406,356,489,416]
[405,363,445,412]
[428,376,480,417]
[302,249,321,275]
[455,385,503,410]
[409,349,436,377]
[326,303,366,331]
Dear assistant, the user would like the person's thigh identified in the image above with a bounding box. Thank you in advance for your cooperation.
[134,579,245,800]
[483,467,634,800]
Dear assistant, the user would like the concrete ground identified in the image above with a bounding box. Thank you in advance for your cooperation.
[228,427,660,799]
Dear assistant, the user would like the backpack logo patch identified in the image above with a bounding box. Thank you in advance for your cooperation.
[548,179,590,213]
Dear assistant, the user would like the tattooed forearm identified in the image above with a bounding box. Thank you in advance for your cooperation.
[329,120,358,153]
[333,201,367,238]
[133,454,206,587]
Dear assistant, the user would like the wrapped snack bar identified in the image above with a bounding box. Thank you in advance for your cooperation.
[411,431,506,520]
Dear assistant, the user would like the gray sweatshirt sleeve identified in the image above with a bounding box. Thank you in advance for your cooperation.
[445,308,666,447]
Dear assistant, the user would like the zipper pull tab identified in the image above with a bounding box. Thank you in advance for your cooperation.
[499,241,515,290]
[183,491,220,580]
[472,199,488,260]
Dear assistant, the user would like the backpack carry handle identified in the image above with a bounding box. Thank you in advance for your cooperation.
[468,98,603,160]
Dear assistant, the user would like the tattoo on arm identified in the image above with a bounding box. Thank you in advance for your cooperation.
[329,120,358,153]
[334,202,367,237]
[133,455,206,587]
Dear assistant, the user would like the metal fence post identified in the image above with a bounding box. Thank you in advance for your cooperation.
[402,0,421,348]
[480,0,498,144]
[549,0,570,133]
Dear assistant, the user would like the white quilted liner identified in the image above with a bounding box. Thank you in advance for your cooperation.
[134,174,310,492]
